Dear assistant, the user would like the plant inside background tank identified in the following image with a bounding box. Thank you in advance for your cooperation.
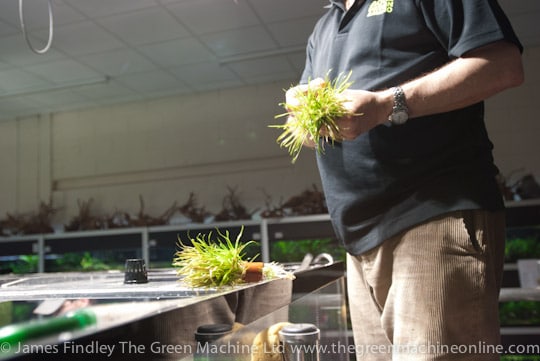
[501,356,540,361]
[505,237,540,262]
[270,238,346,263]
[2,255,39,274]
[499,301,540,326]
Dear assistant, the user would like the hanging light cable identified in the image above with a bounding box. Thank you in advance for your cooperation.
[18,0,54,55]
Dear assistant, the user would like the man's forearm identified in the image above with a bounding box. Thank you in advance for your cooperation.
[401,41,524,119]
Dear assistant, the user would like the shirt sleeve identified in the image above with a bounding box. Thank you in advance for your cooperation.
[300,34,315,85]
[417,0,523,58]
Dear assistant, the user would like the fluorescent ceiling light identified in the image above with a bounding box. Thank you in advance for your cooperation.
[219,46,306,65]
[0,76,110,99]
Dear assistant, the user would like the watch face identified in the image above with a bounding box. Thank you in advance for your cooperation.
[391,111,408,125]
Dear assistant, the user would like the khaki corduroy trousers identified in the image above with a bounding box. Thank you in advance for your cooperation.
[347,210,506,361]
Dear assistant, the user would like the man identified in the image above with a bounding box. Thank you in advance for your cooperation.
[285,0,524,360]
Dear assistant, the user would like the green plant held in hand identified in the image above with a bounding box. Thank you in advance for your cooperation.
[271,71,355,163]
[172,226,258,288]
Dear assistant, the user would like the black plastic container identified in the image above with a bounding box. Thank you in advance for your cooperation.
[124,258,148,284]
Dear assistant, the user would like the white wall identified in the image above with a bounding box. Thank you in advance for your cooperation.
[0,114,51,215]
[1,46,539,224]
[0,80,321,223]
[485,46,540,187]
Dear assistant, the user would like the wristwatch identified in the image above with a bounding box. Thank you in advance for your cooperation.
[388,86,409,125]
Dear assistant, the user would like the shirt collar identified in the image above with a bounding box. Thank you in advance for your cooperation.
[327,0,364,11]
[327,0,344,10]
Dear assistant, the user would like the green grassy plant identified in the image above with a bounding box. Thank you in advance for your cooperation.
[271,71,355,163]
[172,227,258,288]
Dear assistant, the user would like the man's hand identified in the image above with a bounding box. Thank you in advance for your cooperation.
[285,79,392,143]
[334,89,393,140]
[283,78,326,148]
[285,78,326,109]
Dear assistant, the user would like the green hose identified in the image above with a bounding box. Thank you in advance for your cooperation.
[0,308,96,346]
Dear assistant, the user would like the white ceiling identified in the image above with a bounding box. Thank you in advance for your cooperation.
[0,0,538,121]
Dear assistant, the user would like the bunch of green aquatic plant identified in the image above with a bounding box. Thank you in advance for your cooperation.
[271,71,355,163]
[172,226,258,288]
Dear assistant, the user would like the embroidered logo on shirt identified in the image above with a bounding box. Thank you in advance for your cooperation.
[366,0,394,17]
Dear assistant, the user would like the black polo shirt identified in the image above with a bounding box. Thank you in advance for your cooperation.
[300,0,522,255]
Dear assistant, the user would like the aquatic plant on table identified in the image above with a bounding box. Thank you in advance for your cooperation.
[172,226,293,288]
